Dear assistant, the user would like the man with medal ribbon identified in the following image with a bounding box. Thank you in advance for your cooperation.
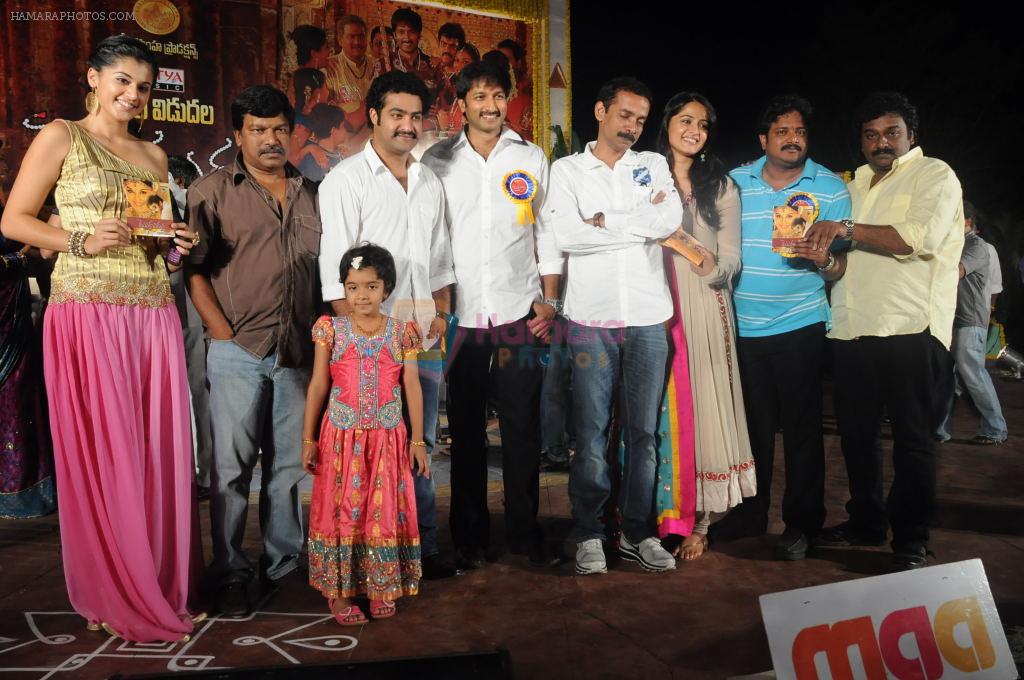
[318,70,459,580]
[713,94,851,562]
[422,59,563,569]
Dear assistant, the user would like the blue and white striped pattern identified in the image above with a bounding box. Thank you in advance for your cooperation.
[730,156,852,338]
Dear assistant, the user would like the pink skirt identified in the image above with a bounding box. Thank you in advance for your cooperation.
[43,301,203,642]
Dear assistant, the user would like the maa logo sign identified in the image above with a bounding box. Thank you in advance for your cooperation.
[155,67,185,93]
[759,560,1015,679]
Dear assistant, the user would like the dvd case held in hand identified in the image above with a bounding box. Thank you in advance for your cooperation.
[660,227,706,267]
[122,178,175,237]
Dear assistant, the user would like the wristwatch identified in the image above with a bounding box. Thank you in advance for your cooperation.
[840,218,855,240]
[542,298,563,315]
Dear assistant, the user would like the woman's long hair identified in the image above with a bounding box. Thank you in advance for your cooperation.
[657,91,731,229]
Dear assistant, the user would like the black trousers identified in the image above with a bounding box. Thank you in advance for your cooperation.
[447,315,545,551]
[736,322,827,535]
[832,331,943,549]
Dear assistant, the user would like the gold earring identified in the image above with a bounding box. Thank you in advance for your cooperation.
[85,88,98,115]
[132,113,145,134]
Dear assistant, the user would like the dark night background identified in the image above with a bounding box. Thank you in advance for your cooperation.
[569,2,1024,343]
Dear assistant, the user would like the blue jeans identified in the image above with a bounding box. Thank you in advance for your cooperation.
[938,325,1008,441]
[568,322,668,543]
[411,363,441,557]
[207,340,310,585]
[541,317,574,461]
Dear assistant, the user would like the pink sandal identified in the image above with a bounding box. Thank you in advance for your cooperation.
[329,599,367,626]
[369,599,396,619]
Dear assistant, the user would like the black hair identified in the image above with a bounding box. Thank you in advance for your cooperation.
[309,103,346,139]
[856,91,919,139]
[482,49,510,72]
[757,94,813,135]
[438,22,466,44]
[657,91,732,230]
[293,67,327,112]
[963,199,978,226]
[365,70,431,128]
[390,7,422,33]
[457,42,480,63]
[288,25,327,66]
[337,14,366,35]
[595,76,653,110]
[370,26,394,41]
[147,193,164,206]
[455,59,511,99]
[87,34,159,81]
[168,155,198,188]
[231,85,295,130]
[339,243,397,295]
[496,38,525,64]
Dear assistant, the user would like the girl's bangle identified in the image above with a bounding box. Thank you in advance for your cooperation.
[302,438,317,446]
[409,440,427,448]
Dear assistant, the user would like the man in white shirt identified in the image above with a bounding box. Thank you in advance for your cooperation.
[318,70,458,580]
[422,61,563,569]
[545,77,682,575]
[803,92,964,570]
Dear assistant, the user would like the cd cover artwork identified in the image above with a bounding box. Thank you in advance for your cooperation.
[123,178,175,237]
[772,193,820,257]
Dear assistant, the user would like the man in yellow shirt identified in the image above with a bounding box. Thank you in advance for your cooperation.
[801,92,964,570]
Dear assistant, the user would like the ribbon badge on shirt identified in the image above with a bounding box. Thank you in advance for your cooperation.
[502,170,537,226]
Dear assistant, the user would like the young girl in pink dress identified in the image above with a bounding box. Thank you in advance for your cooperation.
[302,243,428,625]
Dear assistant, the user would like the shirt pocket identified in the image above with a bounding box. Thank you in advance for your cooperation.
[293,214,322,257]
[888,194,913,220]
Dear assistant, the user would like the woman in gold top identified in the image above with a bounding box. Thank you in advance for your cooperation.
[0,35,204,642]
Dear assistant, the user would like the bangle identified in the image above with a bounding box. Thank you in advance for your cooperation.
[817,252,837,273]
[409,440,427,448]
[67,230,91,258]
[302,438,317,446]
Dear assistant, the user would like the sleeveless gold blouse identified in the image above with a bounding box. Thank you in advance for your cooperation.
[50,120,173,308]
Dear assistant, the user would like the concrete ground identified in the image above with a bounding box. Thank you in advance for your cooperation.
[1,376,1022,679]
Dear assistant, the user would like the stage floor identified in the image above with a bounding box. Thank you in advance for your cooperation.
[1,376,1022,679]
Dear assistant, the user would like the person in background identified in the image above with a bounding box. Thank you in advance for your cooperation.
[167,154,212,500]
[288,68,329,166]
[936,201,1008,444]
[325,15,371,152]
[297,103,346,182]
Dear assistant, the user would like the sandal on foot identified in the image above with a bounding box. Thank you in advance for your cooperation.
[329,599,367,626]
[970,435,1002,445]
[680,533,709,561]
[86,621,101,632]
[370,599,396,619]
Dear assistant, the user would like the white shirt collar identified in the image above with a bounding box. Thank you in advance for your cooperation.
[581,141,640,170]
[362,139,420,180]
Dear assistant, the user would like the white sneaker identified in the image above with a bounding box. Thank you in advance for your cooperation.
[618,535,676,572]
[575,539,607,575]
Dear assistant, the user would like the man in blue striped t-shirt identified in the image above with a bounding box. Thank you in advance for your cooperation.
[709,95,851,561]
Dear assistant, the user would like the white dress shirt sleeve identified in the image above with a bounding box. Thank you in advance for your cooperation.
[601,155,683,240]
[533,157,564,277]
[546,159,648,254]
[889,162,963,260]
[318,170,362,301]
[428,182,457,292]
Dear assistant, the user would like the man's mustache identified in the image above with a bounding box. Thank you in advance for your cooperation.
[259,145,285,155]
[393,130,417,140]
[782,143,803,152]
[872,147,896,157]
[617,131,636,143]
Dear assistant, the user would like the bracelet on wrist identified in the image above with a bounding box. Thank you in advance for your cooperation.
[542,298,563,315]
[817,252,837,273]
[67,230,92,258]
[409,440,427,448]
[302,438,317,446]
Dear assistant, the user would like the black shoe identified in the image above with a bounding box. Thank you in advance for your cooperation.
[816,521,887,547]
[707,510,767,543]
[526,542,564,568]
[454,546,486,571]
[421,553,459,580]
[775,529,809,561]
[216,582,252,618]
[892,545,929,571]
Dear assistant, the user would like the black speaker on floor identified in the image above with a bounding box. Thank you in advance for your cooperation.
[111,648,512,679]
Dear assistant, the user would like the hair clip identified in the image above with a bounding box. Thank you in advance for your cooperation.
[351,255,363,269]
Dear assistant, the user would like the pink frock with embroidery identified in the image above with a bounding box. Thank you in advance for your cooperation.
[307,315,421,602]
